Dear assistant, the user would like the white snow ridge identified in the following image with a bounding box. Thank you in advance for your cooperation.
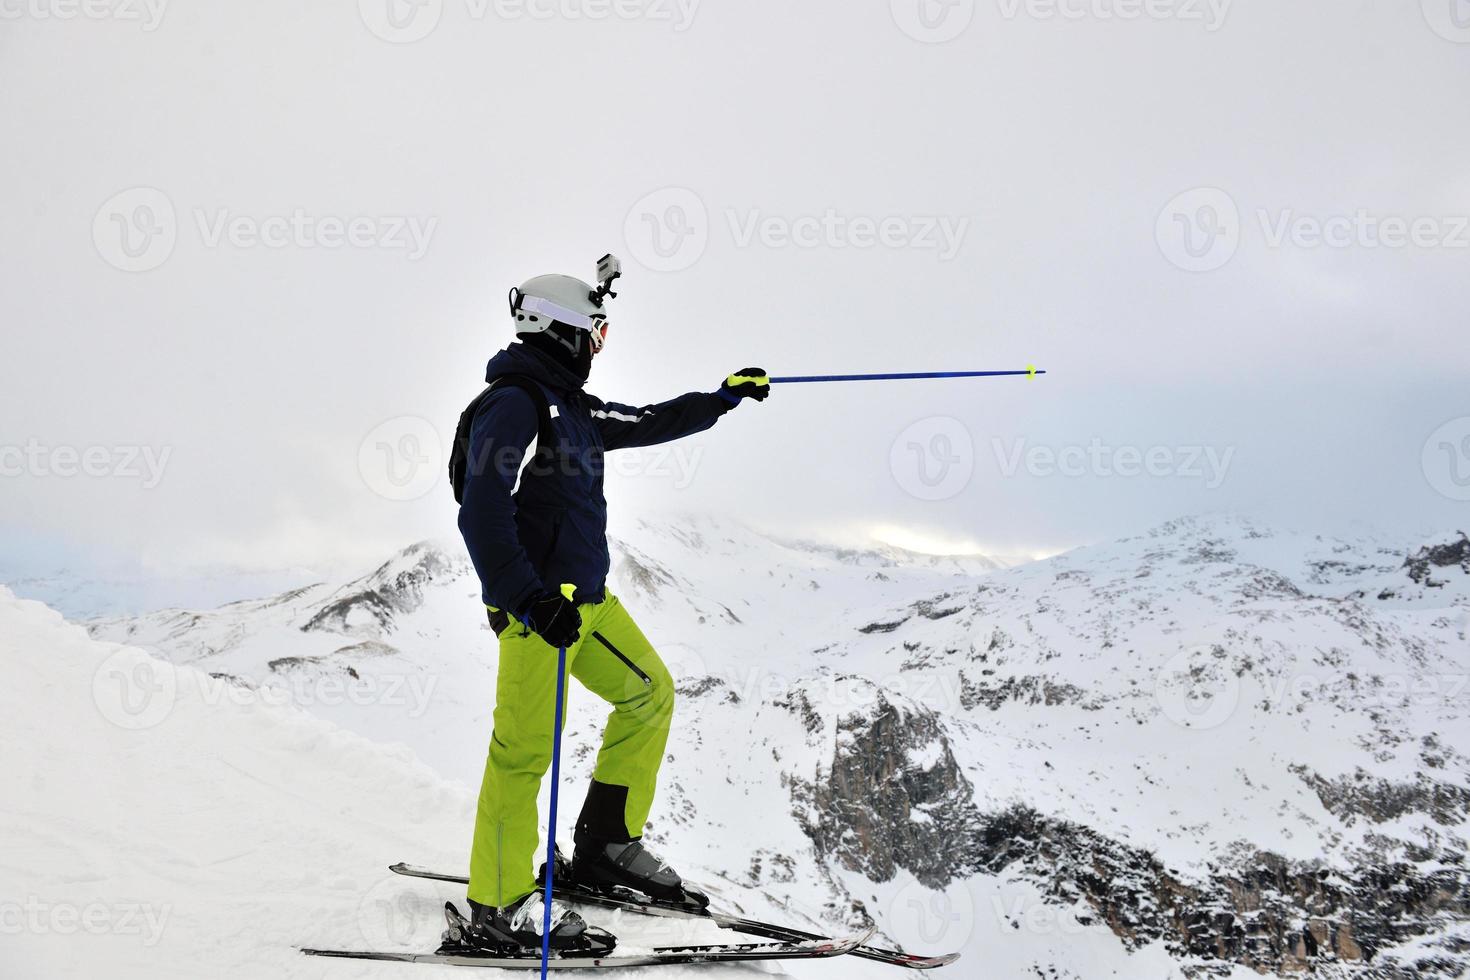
[7,514,1469,978]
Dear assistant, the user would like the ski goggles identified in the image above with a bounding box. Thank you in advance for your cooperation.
[510,290,609,354]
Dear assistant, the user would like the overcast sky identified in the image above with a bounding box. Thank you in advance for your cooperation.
[2,1,1467,596]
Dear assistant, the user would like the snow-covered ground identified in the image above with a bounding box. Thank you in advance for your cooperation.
[8,514,1469,977]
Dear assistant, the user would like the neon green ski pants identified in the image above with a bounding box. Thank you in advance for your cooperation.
[467,591,675,908]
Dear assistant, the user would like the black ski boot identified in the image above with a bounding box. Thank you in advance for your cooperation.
[571,839,710,910]
[452,891,613,955]
[567,780,710,910]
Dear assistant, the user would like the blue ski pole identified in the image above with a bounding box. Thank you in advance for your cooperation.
[769,367,1044,384]
[540,583,576,980]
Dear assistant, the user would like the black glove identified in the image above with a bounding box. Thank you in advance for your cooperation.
[720,367,770,404]
[521,591,582,649]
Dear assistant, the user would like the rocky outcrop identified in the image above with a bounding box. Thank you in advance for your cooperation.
[1404,533,1470,587]
[971,806,1469,974]
[787,691,985,889]
[786,689,1469,975]
[301,542,462,637]
[1294,766,1470,828]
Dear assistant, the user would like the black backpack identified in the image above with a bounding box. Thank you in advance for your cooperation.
[449,374,556,505]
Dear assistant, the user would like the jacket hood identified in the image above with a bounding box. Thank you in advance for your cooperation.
[485,342,586,393]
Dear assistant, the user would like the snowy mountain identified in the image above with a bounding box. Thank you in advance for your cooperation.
[4,584,847,979]
[70,516,1470,976]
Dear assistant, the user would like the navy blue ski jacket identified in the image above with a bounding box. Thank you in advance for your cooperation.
[458,343,736,614]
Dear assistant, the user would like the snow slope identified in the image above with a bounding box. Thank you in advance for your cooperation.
[4,573,1197,980]
[73,515,1470,976]
[0,587,812,979]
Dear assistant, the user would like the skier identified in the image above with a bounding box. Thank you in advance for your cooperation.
[453,259,770,954]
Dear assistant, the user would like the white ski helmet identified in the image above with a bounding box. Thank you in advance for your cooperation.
[509,255,619,355]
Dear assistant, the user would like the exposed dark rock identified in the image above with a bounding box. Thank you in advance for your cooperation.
[971,806,1468,976]
[859,618,908,634]
[1293,766,1470,827]
[789,692,985,889]
[958,672,1090,711]
[774,688,824,737]
[1404,533,1470,587]
[301,543,460,636]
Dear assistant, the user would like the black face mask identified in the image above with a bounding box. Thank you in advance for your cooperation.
[523,324,592,383]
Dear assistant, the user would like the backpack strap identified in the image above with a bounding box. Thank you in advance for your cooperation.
[450,374,557,505]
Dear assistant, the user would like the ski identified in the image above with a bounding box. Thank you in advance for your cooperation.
[388,862,960,970]
[304,902,873,969]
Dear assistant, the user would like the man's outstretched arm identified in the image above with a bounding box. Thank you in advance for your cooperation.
[592,368,770,451]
